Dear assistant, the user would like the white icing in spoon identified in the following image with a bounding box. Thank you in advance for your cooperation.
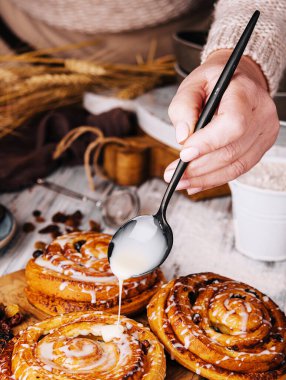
[109,215,167,279]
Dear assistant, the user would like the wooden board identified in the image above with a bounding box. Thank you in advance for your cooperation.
[0,270,201,380]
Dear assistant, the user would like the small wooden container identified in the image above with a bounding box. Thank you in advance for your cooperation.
[102,132,230,201]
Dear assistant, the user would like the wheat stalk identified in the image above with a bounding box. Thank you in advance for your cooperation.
[0,41,176,138]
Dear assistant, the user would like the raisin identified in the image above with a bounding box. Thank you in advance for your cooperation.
[33,250,43,259]
[141,340,151,354]
[39,224,60,234]
[213,326,220,333]
[188,291,197,304]
[230,294,246,300]
[36,216,45,223]
[245,289,259,298]
[22,222,35,233]
[72,210,83,220]
[231,345,239,351]
[52,212,67,224]
[205,279,220,285]
[74,240,86,252]
[272,333,283,342]
[32,210,41,217]
[193,313,202,324]
[89,220,101,232]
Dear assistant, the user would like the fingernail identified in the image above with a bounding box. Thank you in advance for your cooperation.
[180,147,200,162]
[187,187,202,195]
[164,169,174,182]
[175,122,189,143]
[165,159,179,172]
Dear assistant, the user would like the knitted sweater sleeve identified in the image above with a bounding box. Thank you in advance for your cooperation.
[201,0,286,95]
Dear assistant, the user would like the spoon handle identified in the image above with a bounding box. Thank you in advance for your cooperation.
[158,10,260,218]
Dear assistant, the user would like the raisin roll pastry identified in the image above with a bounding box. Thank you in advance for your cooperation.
[147,272,286,380]
[25,232,165,316]
[0,311,166,380]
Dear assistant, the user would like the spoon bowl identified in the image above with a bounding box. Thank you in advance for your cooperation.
[108,213,173,278]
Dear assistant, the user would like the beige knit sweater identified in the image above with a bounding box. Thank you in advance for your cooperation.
[202,0,286,94]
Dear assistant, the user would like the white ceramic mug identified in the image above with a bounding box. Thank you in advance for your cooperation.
[230,153,286,262]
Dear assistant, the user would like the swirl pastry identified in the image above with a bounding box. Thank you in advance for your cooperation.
[147,272,286,379]
[0,311,166,379]
[25,232,164,316]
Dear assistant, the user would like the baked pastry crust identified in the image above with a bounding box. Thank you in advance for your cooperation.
[0,311,166,379]
[25,232,164,316]
[147,272,286,379]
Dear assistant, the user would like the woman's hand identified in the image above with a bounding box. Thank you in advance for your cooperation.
[164,50,280,195]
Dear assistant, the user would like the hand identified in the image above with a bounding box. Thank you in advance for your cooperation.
[164,50,280,195]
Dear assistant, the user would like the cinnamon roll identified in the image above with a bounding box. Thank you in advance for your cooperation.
[147,272,286,379]
[0,311,166,379]
[25,232,164,316]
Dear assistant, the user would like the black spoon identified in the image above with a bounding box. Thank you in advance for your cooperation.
[108,10,260,278]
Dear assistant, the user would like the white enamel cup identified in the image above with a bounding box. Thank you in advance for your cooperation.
[229,148,286,261]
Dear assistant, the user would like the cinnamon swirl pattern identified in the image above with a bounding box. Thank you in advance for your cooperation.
[147,272,286,379]
[0,311,166,380]
[26,232,164,316]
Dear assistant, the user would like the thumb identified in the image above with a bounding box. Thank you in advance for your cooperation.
[168,73,206,144]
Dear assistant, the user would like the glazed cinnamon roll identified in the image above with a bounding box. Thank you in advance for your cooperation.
[147,272,286,379]
[0,311,166,380]
[25,232,164,316]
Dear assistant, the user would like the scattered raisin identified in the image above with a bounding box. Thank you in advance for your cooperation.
[51,230,62,239]
[231,345,239,351]
[65,217,77,227]
[74,240,86,252]
[213,326,220,333]
[72,210,83,220]
[39,224,60,234]
[22,222,35,233]
[33,250,43,259]
[52,212,67,224]
[192,313,202,324]
[36,216,45,223]
[32,210,41,217]
[89,220,101,232]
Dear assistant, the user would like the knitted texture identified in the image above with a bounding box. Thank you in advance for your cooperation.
[201,0,286,95]
[10,0,191,33]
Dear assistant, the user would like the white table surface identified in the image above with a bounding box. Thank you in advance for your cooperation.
[1,165,286,314]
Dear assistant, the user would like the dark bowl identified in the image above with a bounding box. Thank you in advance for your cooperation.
[173,31,207,75]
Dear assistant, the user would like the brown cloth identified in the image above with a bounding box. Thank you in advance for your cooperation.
[0,107,137,193]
